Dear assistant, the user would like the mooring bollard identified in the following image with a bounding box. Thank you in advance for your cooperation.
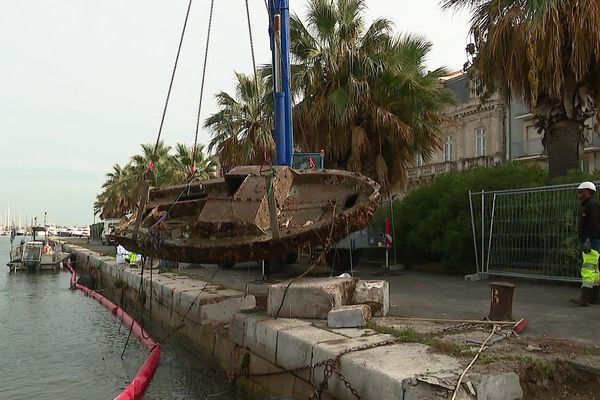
[488,281,516,321]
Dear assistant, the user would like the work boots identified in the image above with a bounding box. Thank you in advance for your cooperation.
[570,287,593,306]
[591,286,600,304]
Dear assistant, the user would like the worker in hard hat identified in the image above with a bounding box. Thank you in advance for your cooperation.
[571,181,600,306]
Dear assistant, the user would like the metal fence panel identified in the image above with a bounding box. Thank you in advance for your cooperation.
[470,182,589,282]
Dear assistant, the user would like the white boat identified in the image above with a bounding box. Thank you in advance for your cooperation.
[46,225,59,237]
[7,227,69,272]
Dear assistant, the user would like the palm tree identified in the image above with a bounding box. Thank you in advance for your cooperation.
[443,0,600,177]
[129,141,176,187]
[94,163,136,219]
[290,0,453,190]
[172,143,216,181]
[94,141,218,219]
[205,72,275,169]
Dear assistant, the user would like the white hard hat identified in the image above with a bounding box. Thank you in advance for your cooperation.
[578,181,597,192]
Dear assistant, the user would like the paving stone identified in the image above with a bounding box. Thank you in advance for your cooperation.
[327,305,372,328]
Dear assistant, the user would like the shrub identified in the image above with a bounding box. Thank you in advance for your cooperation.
[391,163,600,274]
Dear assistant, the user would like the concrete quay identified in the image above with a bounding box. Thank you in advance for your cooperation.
[60,242,525,400]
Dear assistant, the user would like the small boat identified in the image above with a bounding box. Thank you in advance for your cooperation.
[7,227,70,272]
[114,166,380,264]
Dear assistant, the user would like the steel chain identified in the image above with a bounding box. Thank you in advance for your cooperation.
[331,364,361,399]
[245,338,397,399]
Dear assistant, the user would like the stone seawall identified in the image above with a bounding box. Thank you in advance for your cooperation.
[61,243,524,400]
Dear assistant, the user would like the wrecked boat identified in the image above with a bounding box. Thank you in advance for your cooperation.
[113,166,380,264]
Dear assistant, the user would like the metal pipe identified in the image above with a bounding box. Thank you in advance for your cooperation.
[481,190,485,274]
[278,0,293,165]
[274,92,286,165]
[273,14,282,92]
[390,196,398,265]
[485,193,497,274]
[469,190,480,274]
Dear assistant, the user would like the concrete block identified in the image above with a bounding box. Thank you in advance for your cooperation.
[177,289,206,324]
[121,269,134,289]
[103,260,116,277]
[403,381,470,400]
[267,278,357,319]
[229,313,250,346]
[200,295,256,324]
[352,280,389,317]
[244,318,311,363]
[313,340,460,400]
[276,325,345,373]
[213,331,244,371]
[568,356,600,375]
[171,284,202,312]
[150,297,174,326]
[126,269,142,291]
[469,372,523,400]
[464,273,485,282]
[404,382,441,400]
[160,281,178,309]
[327,305,372,328]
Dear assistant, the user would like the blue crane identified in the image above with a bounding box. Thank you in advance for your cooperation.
[268,0,293,166]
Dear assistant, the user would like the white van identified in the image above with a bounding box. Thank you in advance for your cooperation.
[100,218,121,245]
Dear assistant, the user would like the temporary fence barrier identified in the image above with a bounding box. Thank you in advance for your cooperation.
[66,259,161,400]
[469,182,593,282]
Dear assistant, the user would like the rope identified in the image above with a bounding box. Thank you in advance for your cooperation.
[191,0,216,174]
[152,0,193,159]
[451,325,499,400]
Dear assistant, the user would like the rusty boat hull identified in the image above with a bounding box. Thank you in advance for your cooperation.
[113,166,380,263]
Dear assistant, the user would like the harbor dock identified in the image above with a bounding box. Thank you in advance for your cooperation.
[62,239,600,400]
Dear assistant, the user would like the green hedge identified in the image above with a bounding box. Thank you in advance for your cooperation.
[383,163,600,274]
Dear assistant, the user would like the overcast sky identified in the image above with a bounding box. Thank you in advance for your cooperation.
[0,0,470,226]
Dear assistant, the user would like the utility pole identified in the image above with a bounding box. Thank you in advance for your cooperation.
[269,0,293,166]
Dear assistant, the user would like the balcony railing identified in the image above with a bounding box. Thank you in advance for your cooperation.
[408,156,500,182]
[462,155,496,170]
[511,138,544,159]
[408,161,455,181]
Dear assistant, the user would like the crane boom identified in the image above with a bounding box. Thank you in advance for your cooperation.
[269,0,293,166]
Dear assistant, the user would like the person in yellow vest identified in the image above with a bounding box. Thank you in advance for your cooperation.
[571,182,600,306]
[129,252,138,267]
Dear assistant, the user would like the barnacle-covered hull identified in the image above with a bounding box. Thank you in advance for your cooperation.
[113,166,380,263]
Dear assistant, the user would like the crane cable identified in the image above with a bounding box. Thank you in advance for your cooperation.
[151,0,193,163]
[191,0,216,176]
[246,0,259,95]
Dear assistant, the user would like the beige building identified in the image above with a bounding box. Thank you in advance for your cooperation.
[407,71,506,186]
[407,71,600,188]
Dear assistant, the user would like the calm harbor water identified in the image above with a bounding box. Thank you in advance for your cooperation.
[0,236,250,400]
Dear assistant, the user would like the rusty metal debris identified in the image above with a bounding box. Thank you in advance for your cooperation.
[113,166,381,263]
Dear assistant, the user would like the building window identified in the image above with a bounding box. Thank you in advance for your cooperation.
[475,127,487,157]
[581,158,590,173]
[469,77,484,99]
[444,136,455,162]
